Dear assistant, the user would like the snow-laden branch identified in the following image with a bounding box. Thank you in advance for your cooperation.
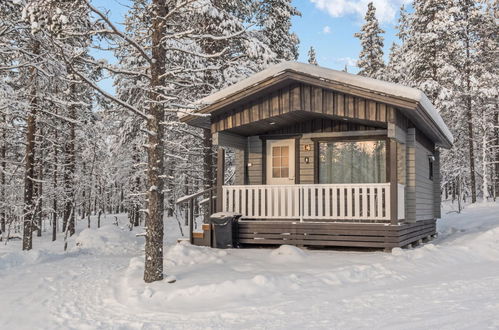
[186,24,254,42]
[36,108,81,125]
[166,46,230,59]
[78,56,151,80]
[84,0,152,65]
[63,60,148,120]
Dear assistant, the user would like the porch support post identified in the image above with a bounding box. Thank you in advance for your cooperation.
[389,138,398,225]
[406,128,416,223]
[216,147,225,213]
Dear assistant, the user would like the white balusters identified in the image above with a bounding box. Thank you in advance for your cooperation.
[222,183,391,221]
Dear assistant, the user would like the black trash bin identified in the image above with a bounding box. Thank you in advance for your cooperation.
[210,212,241,248]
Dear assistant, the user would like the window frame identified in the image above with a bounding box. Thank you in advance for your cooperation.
[428,156,434,181]
[312,135,390,184]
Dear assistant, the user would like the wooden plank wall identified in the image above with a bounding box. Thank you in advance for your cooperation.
[406,128,416,222]
[237,219,436,249]
[247,136,263,185]
[211,83,392,133]
[300,136,314,184]
[433,150,441,218]
[415,140,435,221]
[268,118,380,134]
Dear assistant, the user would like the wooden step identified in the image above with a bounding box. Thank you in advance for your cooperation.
[193,231,204,239]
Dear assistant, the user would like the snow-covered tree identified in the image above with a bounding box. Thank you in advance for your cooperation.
[354,2,385,79]
[258,0,301,61]
[385,6,410,83]
[388,0,499,204]
[308,46,318,65]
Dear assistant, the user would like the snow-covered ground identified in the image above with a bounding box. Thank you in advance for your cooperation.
[1,203,499,329]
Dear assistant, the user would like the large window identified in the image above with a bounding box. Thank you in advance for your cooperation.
[318,140,386,184]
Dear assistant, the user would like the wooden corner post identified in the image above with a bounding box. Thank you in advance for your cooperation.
[389,138,398,225]
[387,107,398,225]
[216,147,225,213]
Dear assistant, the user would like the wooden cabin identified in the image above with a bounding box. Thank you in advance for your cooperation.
[179,62,453,251]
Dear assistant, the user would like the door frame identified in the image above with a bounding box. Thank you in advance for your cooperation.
[260,135,301,185]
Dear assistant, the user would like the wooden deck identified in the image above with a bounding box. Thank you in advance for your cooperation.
[237,219,436,250]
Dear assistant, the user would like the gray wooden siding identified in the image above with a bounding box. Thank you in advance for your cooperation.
[247,136,263,185]
[211,83,395,134]
[406,128,416,222]
[268,118,382,134]
[415,140,435,221]
[299,136,314,184]
[433,150,441,218]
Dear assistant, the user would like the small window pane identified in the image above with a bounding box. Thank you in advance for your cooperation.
[273,157,281,167]
[281,168,289,177]
[272,147,280,157]
[272,168,280,178]
[281,147,289,157]
[281,156,288,167]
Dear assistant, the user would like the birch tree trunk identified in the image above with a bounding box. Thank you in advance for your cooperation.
[144,0,167,283]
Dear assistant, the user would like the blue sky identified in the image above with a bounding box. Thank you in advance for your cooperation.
[293,0,401,72]
[93,0,403,92]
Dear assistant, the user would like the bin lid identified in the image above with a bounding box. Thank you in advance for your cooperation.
[210,212,241,219]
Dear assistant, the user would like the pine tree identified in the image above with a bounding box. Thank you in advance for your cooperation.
[385,6,410,83]
[258,0,301,61]
[308,46,318,65]
[354,2,385,79]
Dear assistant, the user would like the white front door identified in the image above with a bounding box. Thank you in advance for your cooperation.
[266,139,295,185]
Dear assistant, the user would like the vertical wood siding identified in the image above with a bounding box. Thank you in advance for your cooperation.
[211,83,393,133]
[406,128,416,222]
[247,136,263,185]
[299,137,314,184]
[415,140,435,221]
[433,150,441,218]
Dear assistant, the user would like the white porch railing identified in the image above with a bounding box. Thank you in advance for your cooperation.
[222,183,394,221]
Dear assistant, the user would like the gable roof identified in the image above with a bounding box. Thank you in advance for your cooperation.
[183,61,453,148]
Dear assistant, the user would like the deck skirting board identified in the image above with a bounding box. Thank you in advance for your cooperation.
[237,219,436,249]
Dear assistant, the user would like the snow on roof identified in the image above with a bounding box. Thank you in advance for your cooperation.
[199,61,453,145]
